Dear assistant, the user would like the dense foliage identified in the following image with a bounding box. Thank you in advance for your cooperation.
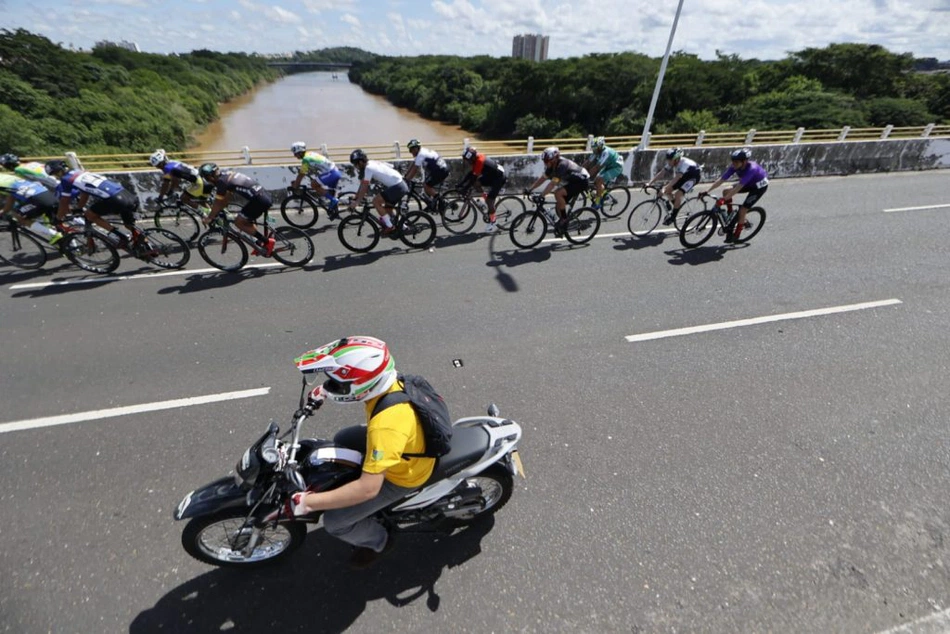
[0,29,282,155]
[287,47,378,64]
[349,43,950,138]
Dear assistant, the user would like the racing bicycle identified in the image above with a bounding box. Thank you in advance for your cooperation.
[336,196,437,253]
[678,193,767,248]
[508,193,601,249]
[0,215,121,273]
[152,195,243,244]
[196,209,315,272]
[280,185,345,229]
[582,180,632,219]
[438,187,524,235]
[626,185,704,237]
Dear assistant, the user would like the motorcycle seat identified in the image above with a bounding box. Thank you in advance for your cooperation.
[427,424,489,481]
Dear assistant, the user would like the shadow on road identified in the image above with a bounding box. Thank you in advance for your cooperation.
[612,234,666,251]
[156,267,290,294]
[130,519,494,634]
[322,251,387,271]
[666,243,744,266]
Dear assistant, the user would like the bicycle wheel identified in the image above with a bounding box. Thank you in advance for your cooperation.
[509,211,547,249]
[271,226,314,266]
[563,207,601,245]
[398,211,437,249]
[0,227,47,270]
[627,200,662,237]
[679,212,718,249]
[441,197,477,235]
[734,208,766,244]
[153,204,201,243]
[138,228,190,269]
[673,196,704,233]
[197,228,248,271]
[600,186,632,219]
[63,232,120,274]
[280,194,319,229]
[493,195,525,230]
[337,213,379,253]
[401,192,426,215]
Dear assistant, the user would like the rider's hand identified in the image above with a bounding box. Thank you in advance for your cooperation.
[523,189,531,196]
[307,385,327,408]
[286,491,311,517]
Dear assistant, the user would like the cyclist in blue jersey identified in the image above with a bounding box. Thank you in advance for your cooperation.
[0,174,63,244]
[290,142,342,218]
[149,149,209,210]
[583,137,624,209]
[403,139,450,206]
[46,159,144,248]
[702,148,769,243]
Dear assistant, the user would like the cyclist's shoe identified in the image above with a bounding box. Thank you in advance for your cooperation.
[47,231,64,245]
[252,236,276,257]
[554,218,569,236]
[484,222,499,234]
[381,225,397,239]
[662,213,675,226]
[723,232,736,244]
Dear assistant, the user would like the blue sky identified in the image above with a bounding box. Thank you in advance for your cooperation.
[3,0,948,60]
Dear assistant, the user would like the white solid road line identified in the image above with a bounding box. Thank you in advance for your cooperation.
[877,607,950,634]
[8,262,286,290]
[0,387,271,434]
[883,203,950,213]
[625,299,903,343]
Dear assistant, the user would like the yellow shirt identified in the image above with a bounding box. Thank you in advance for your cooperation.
[362,382,435,488]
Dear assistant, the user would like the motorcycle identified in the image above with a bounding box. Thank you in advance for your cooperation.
[173,358,524,568]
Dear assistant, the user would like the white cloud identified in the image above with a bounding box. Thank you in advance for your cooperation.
[229,10,241,20]
[265,5,300,23]
[341,13,360,27]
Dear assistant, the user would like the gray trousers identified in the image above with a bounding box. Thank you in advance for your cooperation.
[323,479,416,552]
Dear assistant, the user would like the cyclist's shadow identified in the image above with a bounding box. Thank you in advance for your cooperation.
[666,243,745,266]
[129,518,494,633]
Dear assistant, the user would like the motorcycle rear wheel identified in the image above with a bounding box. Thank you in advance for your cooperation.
[181,509,306,568]
[440,464,514,527]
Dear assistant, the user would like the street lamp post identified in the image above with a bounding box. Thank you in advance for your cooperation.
[638,0,685,150]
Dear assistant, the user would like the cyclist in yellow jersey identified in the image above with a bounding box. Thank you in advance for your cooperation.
[287,336,434,568]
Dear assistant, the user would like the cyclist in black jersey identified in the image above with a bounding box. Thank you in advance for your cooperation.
[525,147,589,233]
[199,163,275,256]
[457,146,507,233]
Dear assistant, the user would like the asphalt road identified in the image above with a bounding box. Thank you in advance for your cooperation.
[1,170,948,633]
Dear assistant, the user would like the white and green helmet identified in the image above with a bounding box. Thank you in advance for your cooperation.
[294,336,397,404]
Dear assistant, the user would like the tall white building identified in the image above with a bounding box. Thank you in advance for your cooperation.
[512,34,549,62]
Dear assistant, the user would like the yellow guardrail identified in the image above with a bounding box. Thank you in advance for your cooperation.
[30,124,948,173]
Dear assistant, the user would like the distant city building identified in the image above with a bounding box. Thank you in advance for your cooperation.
[94,39,140,52]
[512,34,549,62]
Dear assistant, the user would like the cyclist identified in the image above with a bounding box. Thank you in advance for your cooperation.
[525,146,590,234]
[702,148,769,243]
[457,146,507,234]
[584,136,624,210]
[148,149,209,211]
[347,149,409,235]
[646,147,702,226]
[289,142,342,218]
[0,153,59,189]
[0,173,63,244]
[46,159,145,249]
[199,162,275,256]
[403,139,450,207]
[286,336,434,569]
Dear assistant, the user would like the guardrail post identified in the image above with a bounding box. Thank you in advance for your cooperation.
[463,138,470,152]
[879,125,893,140]
[637,132,651,150]
[922,123,935,138]
[745,129,757,144]
[792,127,805,144]
[527,136,534,153]
[837,126,850,142]
[586,134,593,152]
[320,143,329,155]
[394,141,401,159]
[65,152,82,170]
[696,130,706,146]
[242,146,252,165]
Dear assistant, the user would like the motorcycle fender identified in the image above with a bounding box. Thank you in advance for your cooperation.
[174,476,247,521]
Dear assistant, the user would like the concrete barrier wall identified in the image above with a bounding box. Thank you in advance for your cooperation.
[107,137,950,208]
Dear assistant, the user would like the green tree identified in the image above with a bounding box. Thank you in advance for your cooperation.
[862,97,934,126]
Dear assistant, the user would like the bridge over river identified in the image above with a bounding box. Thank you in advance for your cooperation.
[265,61,352,71]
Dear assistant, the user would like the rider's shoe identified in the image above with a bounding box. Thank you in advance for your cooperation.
[252,236,276,257]
[381,225,397,239]
[483,222,499,234]
[47,232,64,245]
[723,232,736,244]
[662,214,675,226]
[554,218,568,237]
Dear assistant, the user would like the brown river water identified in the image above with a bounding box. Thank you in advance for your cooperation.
[192,71,477,153]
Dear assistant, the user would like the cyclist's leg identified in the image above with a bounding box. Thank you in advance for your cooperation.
[735,186,766,239]
[86,196,128,242]
[235,194,273,251]
[19,193,62,242]
[317,169,342,206]
[485,178,505,223]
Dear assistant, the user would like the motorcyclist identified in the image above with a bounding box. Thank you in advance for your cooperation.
[287,336,435,569]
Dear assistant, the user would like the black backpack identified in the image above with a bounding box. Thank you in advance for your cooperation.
[371,373,453,458]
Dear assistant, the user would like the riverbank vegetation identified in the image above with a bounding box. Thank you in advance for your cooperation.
[0,29,282,155]
[349,44,950,139]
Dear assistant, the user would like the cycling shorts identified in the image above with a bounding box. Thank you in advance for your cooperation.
[562,176,588,201]
[672,167,702,193]
[88,190,138,226]
[478,172,506,201]
[238,192,273,222]
[17,191,58,220]
[315,168,342,191]
[380,180,410,206]
[739,184,767,208]
[424,166,450,188]
[599,165,623,184]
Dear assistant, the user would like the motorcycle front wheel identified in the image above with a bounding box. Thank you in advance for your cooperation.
[181,509,307,568]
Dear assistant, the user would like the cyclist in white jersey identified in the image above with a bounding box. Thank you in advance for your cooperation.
[347,149,410,233]
[646,147,702,226]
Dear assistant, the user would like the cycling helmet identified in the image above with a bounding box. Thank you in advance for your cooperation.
[44,159,68,176]
[198,162,219,180]
[149,149,166,167]
[0,153,19,169]
[541,146,560,162]
[730,148,751,162]
[349,148,367,164]
[461,146,477,161]
[406,139,421,151]
[665,147,683,162]
[290,141,307,156]
[294,336,397,404]
[591,136,606,152]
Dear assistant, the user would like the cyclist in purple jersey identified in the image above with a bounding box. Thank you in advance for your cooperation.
[703,148,769,243]
[199,163,275,256]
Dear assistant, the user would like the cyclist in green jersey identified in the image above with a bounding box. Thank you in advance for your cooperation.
[1,154,59,189]
[583,137,624,209]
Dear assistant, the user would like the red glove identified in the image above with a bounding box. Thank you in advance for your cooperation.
[308,385,327,407]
